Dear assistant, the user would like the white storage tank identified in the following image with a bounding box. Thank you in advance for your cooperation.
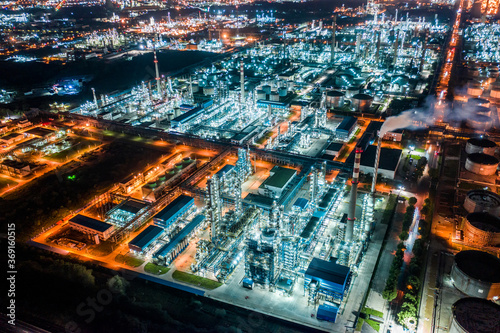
[278,87,288,97]
[261,85,272,94]
[256,89,266,100]
[465,137,497,155]
[203,85,215,95]
[269,92,280,101]
[466,115,492,131]
[467,81,483,97]
[346,86,359,98]
[325,90,345,108]
[465,153,499,175]
[351,93,373,112]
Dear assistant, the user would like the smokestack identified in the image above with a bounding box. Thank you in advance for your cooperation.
[375,31,381,65]
[154,48,161,97]
[347,147,362,242]
[331,15,336,64]
[371,139,382,194]
[240,58,245,103]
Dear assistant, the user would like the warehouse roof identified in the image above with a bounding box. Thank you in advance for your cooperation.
[319,188,338,210]
[118,199,148,214]
[25,127,56,137]
[155,215,204,258]
[336,116,357,132]
[129,225,164,251]
[154,195,194,223]
[360,145,402,172]
[260,166,296,189]
[69,214,114,233]
[305,258,350,286]
[326,142,344,152]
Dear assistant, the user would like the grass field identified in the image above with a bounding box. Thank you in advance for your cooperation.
[115,254,144,267]
[172,270,222,290]
[356,307,384,332]
[0,177,18,192]
[144,262,169,275]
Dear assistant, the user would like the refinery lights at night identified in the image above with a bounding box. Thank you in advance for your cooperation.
[1,0,500,333]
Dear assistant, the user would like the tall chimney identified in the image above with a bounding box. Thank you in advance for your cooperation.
[240,58,245,103]
[347,147,362,242]
[154,48,161,97]
[371,139,382,194]
[331,15,336,64]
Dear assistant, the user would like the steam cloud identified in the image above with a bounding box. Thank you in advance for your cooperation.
[379,95,495,137]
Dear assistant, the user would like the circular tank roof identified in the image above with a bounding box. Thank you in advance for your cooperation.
[452,298,500,333]
[467,212,500,233]
[467,153,499,165]
[475,106,491,114]
[326,90,345,97]
[352,93,373,100]
[467,190,500,207]
[455,250,500,282]
[468,138,497,148]
[469,97,490,105]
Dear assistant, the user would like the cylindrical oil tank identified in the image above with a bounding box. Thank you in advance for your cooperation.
[256,89,266,100]
[466,115,492,131]
[203,85,215,95]
[351,93,373,112]
[450,250,500,299]
[278,87,287,97]
[463,212,500,247]
[465,153,499,175]
[287,80,294,89]
[468,66,480,77]
[467,81,483,97]
[490,86,500,99]
[465,137,497,155]
[474,106,492,117]
[269,92,280,102]
[450,298,500,333]
[191,83,199,93]
[468,97,490,108]
[346,86,359,98]
[207,73,217,82]
[261,84,272,94]
[326,90,345,108]
[464,189,500,214]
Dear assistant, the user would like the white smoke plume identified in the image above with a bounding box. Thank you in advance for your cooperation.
[379,95,495,137]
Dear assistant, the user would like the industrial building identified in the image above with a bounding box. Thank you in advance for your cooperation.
[304,258,351,304]
[335,116,357,140]
[258,166,297,198]
[450,298,500,333]
[152,195,194,229]
[68,214,114,241]
[154,214,204,265]
[450,250,500,300]
[359,145,402,179]
[245,228,280,287]
[128,225,164,253]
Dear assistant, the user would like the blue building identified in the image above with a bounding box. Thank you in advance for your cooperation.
[153,195,194,229]
[335,116,357,140]
[316,303,339,322]
[304,258,351,303]
[154,215,205,265]
[128,225,164,253]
